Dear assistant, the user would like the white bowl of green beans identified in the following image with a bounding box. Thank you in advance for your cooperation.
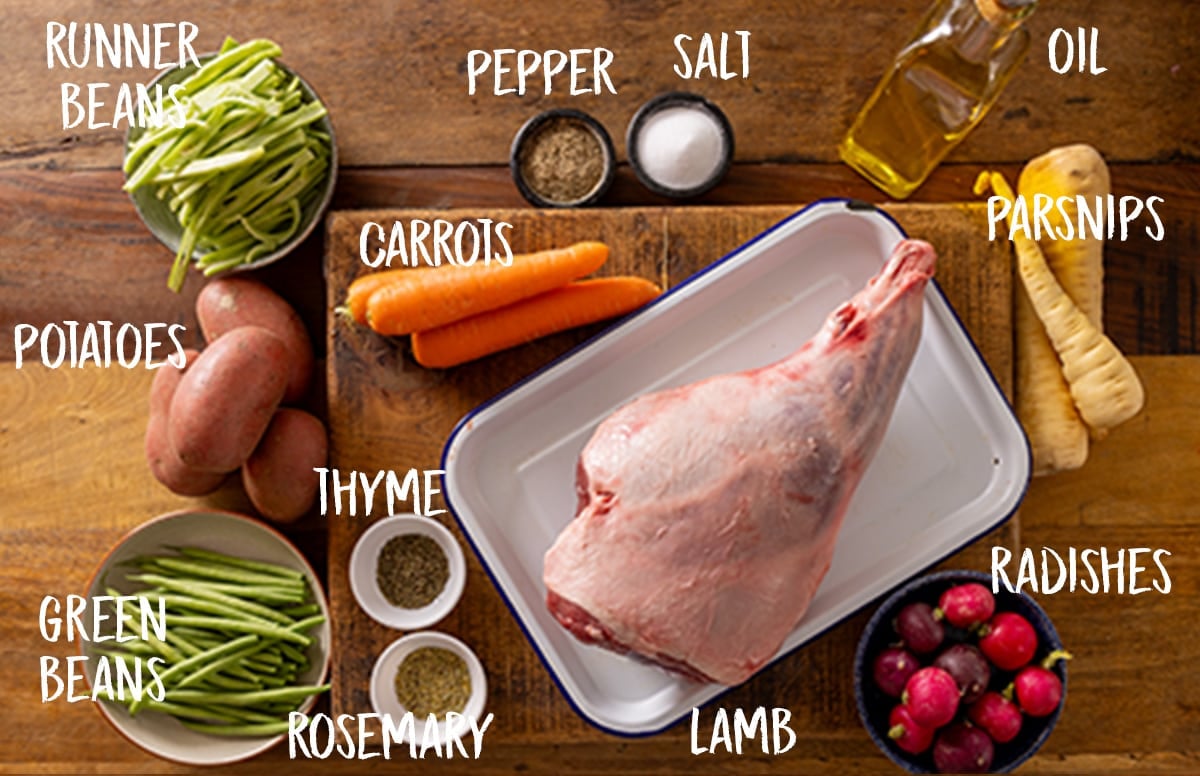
[124,38,337,292]
[80,509,330,765]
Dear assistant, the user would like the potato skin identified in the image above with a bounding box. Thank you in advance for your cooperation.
[145,349,227,495]
[169,327,289,473]
[196,277,314,403]
[242,408,328,523]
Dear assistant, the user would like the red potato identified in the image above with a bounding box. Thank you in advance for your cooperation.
[149,349,198,412]
[242,408,328,523]
[196,277,314,403]
[168,327,289,473]
[145,349,226,496]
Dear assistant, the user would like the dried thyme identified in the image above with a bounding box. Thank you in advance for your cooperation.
[376,533,449,609]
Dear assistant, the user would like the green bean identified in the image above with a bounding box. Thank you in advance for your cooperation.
[255,675,288,689]
[129,575,305,604]
[108,590,181,664]
[177,640,272,690]
[205,675,261,692]
[132,575,297,625]
[132,698,245,724]
[141,556,306,590]
[167,684,329,707]
[164,616,312,645]
[287,614,325,634]
[281,603,320,618]
[277,642,308,665]
[132,634,260,713]
[244,652,282,669]
[118,639,158,656]
[198,704,284,725]
[168,627,222,649]
[173,547,305,581]
[180,720,294,737]
[164,630,205,658]
[149,593,287,628]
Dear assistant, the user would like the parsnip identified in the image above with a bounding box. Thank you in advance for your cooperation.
[1018,144,1109,329]
[976,171,1145,434]
[1019,144,1112,443]
[1009,144,1108,471]
[1014,286,1089,475]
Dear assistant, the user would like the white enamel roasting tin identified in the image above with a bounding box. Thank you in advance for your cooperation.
[441,200,1031,736]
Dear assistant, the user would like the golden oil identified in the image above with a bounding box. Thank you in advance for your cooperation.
[840,0,1036,200]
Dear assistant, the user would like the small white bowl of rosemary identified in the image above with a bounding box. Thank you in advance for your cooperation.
[349,513,467,631]
[369,631,487,745]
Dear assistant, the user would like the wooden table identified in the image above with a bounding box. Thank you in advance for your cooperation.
[1,1,1197,773]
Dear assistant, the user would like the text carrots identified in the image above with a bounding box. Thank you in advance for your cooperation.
[411,276,662,368]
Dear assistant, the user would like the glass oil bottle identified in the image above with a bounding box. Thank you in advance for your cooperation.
[839,0,1037,200]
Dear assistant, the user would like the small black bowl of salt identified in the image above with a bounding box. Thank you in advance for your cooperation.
[626,92,734,199]
[510,108,616,208]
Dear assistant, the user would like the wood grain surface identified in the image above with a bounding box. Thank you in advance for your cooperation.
[2,357,1196,774]
[2,162,1197,364]
[1,1,1196,170]
[1,0,1196,772]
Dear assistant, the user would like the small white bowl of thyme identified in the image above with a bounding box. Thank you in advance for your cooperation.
[349,514,467,630]
[369,631,487,745]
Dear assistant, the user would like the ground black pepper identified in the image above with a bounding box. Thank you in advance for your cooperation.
[518,117,605,204]
[394,646,471,717]
[376,533,449,609]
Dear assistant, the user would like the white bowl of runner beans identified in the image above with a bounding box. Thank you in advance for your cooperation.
[80,509,330,765]
[124,38,337,292]
[348,513,468,631]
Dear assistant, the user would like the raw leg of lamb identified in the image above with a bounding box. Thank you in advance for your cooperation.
[543,239,937,686]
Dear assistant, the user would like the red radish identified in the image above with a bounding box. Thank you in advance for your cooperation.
[895,602,945,654]
[903,666,960,728]
[933,722,994,773]
[933,643,991,704]
[969,691,1023,743]
[873,647,920,698]
[1014,650,1072,717]
[938,582,995,628]
[888,704,935,755]
[979,611,1038,670]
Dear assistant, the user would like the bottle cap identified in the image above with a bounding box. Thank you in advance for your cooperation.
[977,0,1036,24]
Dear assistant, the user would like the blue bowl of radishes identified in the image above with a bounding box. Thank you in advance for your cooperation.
[854,570,1068,773]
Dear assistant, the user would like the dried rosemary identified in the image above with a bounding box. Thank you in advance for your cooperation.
[394,647,471,717]
[376,533,449,609]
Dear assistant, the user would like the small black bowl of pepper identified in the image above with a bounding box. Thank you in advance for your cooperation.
[349,514,467,630]
[510,108,616,208]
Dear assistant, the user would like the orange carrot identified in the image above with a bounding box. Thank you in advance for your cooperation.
[411,276,662,368]
[363,241,609,336]
[342,270,407,325]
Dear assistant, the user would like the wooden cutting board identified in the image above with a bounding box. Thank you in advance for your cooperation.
[322,204,1013,737]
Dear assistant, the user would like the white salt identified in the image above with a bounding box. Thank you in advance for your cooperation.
[636,105,725,192]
